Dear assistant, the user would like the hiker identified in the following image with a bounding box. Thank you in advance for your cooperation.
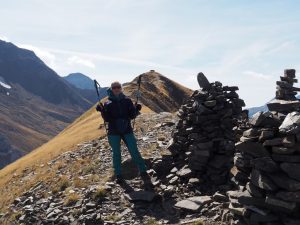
[96,81,147,183]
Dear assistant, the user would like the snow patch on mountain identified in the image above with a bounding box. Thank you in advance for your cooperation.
[0,76,11,89]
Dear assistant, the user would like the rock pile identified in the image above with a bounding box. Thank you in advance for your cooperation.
[168,73,245,186]
[268,69,300,113]
[4,112,233,225]
[231,69,300,225]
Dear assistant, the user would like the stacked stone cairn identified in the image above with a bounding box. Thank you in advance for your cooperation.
[231,69,300,225]
[168,72,245,187]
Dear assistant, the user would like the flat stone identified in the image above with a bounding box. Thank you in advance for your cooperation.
[204,100,217,107]
[86,202,96,209]
[251,157,279,173]
[187,196,212,205]
[272,147,295,155]
[263,138,282,146]
[176,168,192,178]
[212,192,228,202]
[272,154,300,163]
[265,196,297,213]
[175,199,201,211]
[280,162,300,181]
[276,190,300,202]
[235,142,269,158]
[250,169,278,191]
[268,100,300,113]
[169,176,179,184]
[238,195,266,208]
[269,173,300,191]
[126,191,157,202]
[279,111,300,134]
[188,178,200,184]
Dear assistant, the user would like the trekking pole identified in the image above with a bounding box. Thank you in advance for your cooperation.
[132,74,142,130]
[94,79,108,135]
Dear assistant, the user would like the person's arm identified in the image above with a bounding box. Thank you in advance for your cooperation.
[96,102,111,122]
[128,99,142,120]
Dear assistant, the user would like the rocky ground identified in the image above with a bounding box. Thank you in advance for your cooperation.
[1,112,234,225]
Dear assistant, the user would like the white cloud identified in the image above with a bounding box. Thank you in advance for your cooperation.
[67,56,95,69]
[243,71,272,80]
[17,44,56,69]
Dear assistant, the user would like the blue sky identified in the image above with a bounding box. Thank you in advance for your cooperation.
[1,0,300,107]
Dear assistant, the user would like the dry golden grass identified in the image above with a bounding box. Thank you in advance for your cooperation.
[64,193,80,206]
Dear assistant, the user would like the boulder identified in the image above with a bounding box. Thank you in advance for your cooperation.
[250,169,278,191]
[280,162,300,181]
[279,112,300,134]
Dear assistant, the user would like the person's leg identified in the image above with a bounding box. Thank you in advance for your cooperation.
[108,135,122,176]
[123,133,147,173]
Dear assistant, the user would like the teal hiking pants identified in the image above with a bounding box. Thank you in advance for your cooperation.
[108,133,147,176]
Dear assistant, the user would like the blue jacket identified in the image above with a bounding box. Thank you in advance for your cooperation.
[101,88,137,135]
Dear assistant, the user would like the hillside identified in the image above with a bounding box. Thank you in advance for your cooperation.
[125,70,193,112]
[0,72,192,222]
[0,40,93,169]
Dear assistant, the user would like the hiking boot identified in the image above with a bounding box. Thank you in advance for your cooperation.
[140,172,154,190]
[140,171,149,179]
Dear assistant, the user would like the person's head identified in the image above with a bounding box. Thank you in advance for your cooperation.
[111,81,122,96]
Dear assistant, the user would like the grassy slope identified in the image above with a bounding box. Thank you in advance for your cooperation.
[0,105,152,211]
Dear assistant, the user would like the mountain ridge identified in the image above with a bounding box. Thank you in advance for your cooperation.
[0,40,94,169]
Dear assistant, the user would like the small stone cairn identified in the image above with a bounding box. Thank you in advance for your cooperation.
[168,72,245,186]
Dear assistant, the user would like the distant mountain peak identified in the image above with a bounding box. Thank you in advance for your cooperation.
[64,72,95,90]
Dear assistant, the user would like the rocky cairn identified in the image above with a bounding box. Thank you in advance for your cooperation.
[168,72,245,186]
[231,69,300,225]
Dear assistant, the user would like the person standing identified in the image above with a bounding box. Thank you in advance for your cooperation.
[96,81,147,183]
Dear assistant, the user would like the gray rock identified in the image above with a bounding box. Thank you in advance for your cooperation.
[280,162,300,181]
[276,190,300,202]
[187,196,212,205]
[197,72,211,90]
[269,173,300,191]
[125,191,157,202]
[279,112,300,134]
[235,141,269,158]
[176,167,192,178]
[175,199,201,211]
[263,138,282,146]
[272,146,295,155]
[251,157,279,173]
[272,154,300,163]
[250,112,266,127]
[259,130,274,142]
[246,182,265,198]
[250,169,278,191]
[265,196,297,213]
[212,192,228,202]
